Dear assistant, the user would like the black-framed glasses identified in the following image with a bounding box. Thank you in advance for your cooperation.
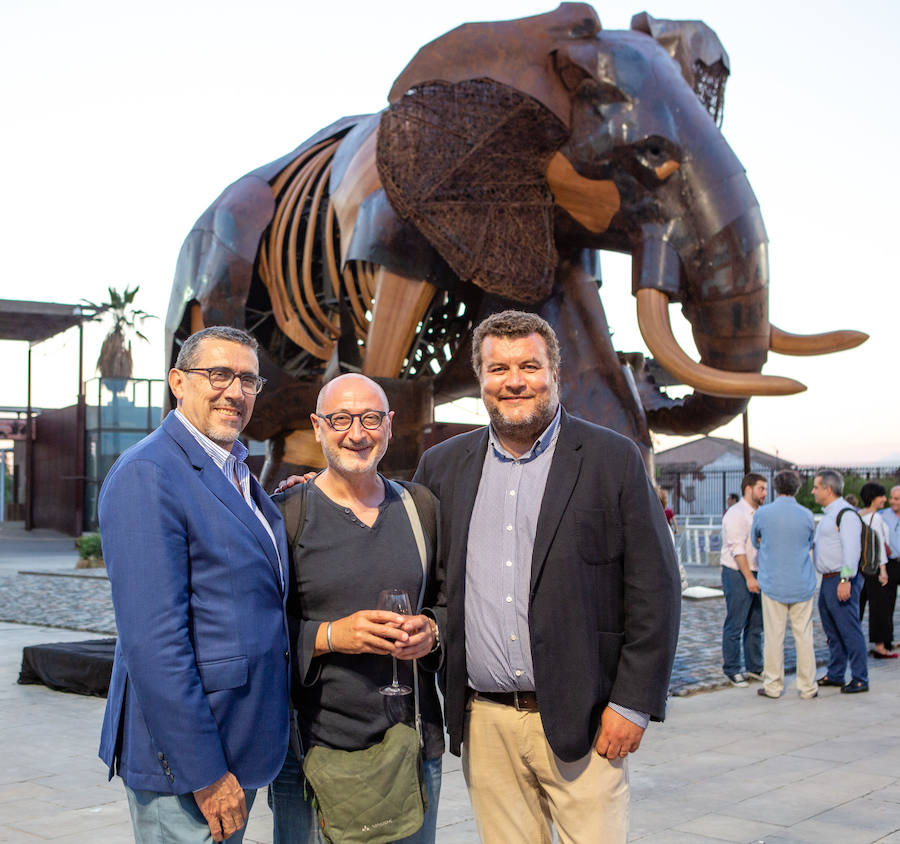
[318,411,387,432]
[181,367,267,395]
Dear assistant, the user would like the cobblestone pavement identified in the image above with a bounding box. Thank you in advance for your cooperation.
[0,572,117,636]
[5,563,894,696]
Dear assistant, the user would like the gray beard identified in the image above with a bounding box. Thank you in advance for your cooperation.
[486,402,557,447]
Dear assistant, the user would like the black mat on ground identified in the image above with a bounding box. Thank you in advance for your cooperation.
[18,638,115,696]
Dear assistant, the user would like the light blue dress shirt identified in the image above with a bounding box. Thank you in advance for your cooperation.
[813,497,861,578]
[464,407,648,730]
[751,496,815,604]
[881,508,900,560]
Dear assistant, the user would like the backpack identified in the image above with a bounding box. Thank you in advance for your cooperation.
[836,507,882,577]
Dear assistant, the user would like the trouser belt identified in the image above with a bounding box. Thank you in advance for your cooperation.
[469,688,539,712]
[821,572,841,579]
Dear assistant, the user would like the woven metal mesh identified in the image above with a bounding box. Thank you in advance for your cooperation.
[377,78,569,304]
[693,59,728,127]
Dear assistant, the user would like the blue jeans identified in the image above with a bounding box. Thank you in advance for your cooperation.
[819,573,868,683]
[721,566,763,675]
[268,749,442,844]
[125,784,257,843]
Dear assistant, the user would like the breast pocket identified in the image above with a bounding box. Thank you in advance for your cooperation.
[575,508,624,565]
[196,656,248,692]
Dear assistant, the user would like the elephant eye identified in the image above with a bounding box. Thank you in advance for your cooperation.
[637,137,677,165]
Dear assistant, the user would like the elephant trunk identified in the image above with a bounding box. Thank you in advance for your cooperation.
[634,209,798,434]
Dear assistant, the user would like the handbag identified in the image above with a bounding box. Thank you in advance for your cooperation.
[302,721,427,844]
[301,481,431,844]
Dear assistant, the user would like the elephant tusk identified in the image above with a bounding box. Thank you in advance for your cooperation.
[636,289,806,398]
[768,324,868,356]
[654,161,680,180]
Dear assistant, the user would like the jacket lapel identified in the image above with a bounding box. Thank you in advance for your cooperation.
[451,429,490,571]
[163,413,284,589]
[530,409,583,592]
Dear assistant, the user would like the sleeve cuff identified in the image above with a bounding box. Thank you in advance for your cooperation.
[609,703,650,730]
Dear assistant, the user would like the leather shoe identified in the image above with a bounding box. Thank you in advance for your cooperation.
[841,680,869,694]
[872,650,898,659]
[817,676,844,687]
[757,688,778,699]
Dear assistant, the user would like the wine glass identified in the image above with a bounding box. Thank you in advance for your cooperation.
[377,588,412,696]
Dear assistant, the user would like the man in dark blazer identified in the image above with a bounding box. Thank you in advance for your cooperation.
[413,311,681,843]
[99,326,290,843]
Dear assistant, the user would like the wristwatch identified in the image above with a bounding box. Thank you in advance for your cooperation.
[839,577,850,584]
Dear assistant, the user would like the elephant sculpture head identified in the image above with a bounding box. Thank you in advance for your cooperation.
[167,3,865,482]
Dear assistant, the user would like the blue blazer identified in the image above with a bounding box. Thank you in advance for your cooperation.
[98,412,290,794]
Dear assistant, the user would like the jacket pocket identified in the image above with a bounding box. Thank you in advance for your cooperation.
[196,656,248,691]
[575,508,623,565]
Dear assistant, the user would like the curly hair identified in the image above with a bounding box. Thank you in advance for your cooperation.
[471,310,560,377]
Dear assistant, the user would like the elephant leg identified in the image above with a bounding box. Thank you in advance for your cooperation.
[362,267,436,377]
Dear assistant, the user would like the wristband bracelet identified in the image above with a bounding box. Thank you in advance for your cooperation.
[429,619,441,653]
[326,621,334,652]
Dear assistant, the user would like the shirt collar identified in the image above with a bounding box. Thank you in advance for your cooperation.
[823,497,846,515]
[173,408,248,465]
[487,405,561,463]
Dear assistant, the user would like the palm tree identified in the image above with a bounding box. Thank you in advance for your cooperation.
[82,286,155,381]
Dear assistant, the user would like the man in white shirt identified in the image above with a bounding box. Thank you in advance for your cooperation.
[813,469,868,693]
[720,473,767,686]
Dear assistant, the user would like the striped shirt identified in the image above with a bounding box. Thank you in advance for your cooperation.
[173,409,283,589]
[464,406,648,729]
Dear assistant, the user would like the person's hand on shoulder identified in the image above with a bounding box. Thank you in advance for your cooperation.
[273,472,317,493]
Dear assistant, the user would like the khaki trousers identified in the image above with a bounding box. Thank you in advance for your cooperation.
[462,695,629,844]
[761,592,818,698]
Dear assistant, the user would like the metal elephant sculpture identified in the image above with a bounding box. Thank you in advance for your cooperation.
[166,3,865,484]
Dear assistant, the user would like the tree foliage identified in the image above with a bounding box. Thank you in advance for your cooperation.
[82,286,155,380]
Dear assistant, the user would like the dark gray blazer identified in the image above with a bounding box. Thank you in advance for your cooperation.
[413,407,681,762]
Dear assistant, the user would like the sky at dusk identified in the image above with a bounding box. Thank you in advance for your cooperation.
[1,0,897,465]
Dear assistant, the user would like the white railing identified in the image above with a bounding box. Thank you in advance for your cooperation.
[673,516,723,566]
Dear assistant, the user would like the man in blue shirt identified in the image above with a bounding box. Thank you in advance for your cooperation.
[751,470,817,699]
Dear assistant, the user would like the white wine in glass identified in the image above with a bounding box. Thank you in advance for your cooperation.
[377,588,412,696]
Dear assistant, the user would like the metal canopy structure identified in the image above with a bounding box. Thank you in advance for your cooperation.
[0,299,99,531]
[0,299,96,344]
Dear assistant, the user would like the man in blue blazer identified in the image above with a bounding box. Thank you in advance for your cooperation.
[413,311,681,843]
[99,326,290,843]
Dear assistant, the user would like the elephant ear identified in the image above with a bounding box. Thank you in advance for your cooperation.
[388,4,602,127]
[377,78,569,304]
[631,12,730,126]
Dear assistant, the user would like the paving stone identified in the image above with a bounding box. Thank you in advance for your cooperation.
[671,812,785,842]
[4,524,900,843]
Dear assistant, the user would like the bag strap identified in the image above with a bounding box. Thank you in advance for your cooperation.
[387,478,430,748]
[274,481,310,551]
[387,479,428,611]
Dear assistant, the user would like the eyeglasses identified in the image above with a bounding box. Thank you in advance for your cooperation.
[181,367,267,395]
[318,411,387,431]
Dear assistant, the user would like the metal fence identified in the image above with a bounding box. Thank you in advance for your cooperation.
[673,516,723,566]
[659,463,900,518]
[665,464,900,566]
